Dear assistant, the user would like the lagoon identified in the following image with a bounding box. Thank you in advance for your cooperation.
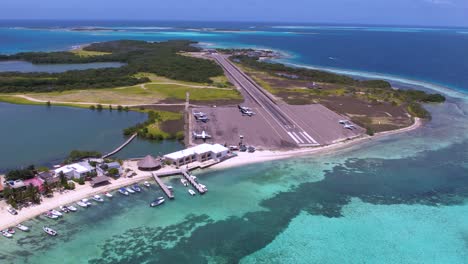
[0,60,125,73]
[0,103,182,172]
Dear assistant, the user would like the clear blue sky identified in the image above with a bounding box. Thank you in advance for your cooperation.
[2,0,468,27]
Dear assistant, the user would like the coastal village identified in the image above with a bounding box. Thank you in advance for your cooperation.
[0,142,238,238]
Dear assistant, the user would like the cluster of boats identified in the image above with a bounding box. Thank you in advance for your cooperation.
[1,224,29,238]
[118,182,150,196]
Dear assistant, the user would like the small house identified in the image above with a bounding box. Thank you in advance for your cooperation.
[54,162,95,179]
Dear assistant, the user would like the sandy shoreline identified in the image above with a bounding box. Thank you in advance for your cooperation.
[0,118,421,231]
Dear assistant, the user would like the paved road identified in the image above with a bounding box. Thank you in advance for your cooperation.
[212,54,319,147]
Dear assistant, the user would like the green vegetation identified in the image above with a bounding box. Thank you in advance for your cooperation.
[407,102,431,119]
[232,55,391,88]
[2,185,41,209]
[123,110,183,140]
[0,40,223,93]
[64,150,102,164]
[6,167,35,181]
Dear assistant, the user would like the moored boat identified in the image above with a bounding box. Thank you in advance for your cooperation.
[81,199,92,206]
[150,197,165,207]
[105,192,113,198]
[43,226,57,236]
[67,205,77,212]
[16,224,29,232]
[92,195,104,202]
[180,179,188,186]
[76,201,88,208]
[1,230,13,238]
[59,206,70,213]
[132,184,142,192]
[144,181,151,187]
[126,187,135,194]
[50,210,63,217]
[119,188,129,196]
[199,184,208,192]
[188,189,196,196]
[44,212,58,219]
[7,228,15,234]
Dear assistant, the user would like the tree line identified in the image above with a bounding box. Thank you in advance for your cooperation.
[0,40,223,93]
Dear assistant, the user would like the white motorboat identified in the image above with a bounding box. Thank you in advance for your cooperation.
[150,197,165,207]
[81,199,92,206]
[126,187,135,194]
[43,226,57,236]
[144,181,151,187]
[67,205,77,212]
[188,189,196,196]
[16,224,29,232]
[59,206,70,213]
[167,185,173,190]
[105,192,113,198]
[50,210,63,217]
[1,230,13,238]
[180,179,188,186]
[44,213,58,219]
[6,228,15,234]
[119,188,129,196]
[92,195,104,202]
[76,201,88,208]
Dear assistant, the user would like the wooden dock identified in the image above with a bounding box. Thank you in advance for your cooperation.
[152,173,174,199]
[102,133,138,158]
[182,170,206,194]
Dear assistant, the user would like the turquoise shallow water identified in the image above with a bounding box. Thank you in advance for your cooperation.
[1,22,468,263]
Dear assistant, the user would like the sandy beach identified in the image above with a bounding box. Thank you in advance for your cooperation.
[0,118,421,231]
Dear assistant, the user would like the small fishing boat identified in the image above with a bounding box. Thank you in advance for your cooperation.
[132,184,142,193]
[76,201,88,208]
[143,181,151,187]
[16,224,29,232]
[167,185,173,190]
[126,187,135,194]
[150,197,165,207]
[67,205,77,212]
[1,230,13,238]
[44,213,58,219]
[81,199,92,206]
[59,206,70,213]
[119,188,129,196]
[105,192,113,198]
[92,195,104,202]
[50,210,63,217]
[7,228,15,234]
[43,226,57,236]
[188,189,196,196]
[180,179,188,186]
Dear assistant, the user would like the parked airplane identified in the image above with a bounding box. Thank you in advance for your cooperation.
[238,105,255,116]
[238,105,251,111]
[193,131,212,140]
[339,120,349,124]
[194,112,209,122]
[344,124,355,130]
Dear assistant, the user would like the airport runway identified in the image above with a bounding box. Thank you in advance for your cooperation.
[212,54,320,147]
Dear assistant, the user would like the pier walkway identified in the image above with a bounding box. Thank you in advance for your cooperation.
[182,170,206,194]
[103,133,138,158]
[152,173,175,199]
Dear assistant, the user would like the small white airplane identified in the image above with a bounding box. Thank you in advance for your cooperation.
[339,120,349,124]
[241,110,255,116]
[344,124,355,130]
[193,131,212,140]
[238,105,251,111]
[193,111,206,117]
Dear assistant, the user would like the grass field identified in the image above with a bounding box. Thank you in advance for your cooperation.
[0,78,242,106]
[70,48,111,57]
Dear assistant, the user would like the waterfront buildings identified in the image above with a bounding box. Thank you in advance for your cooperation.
[164,143,229,167]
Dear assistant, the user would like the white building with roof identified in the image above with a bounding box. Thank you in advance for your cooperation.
[164,143,229,167]
[54,162,95,179]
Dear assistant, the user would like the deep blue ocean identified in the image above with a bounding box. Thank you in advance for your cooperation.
[1,21,468,264]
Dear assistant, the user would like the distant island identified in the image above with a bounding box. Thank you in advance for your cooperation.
[0,39,445,139]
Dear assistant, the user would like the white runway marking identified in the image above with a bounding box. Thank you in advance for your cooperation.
[287,132,301,144]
